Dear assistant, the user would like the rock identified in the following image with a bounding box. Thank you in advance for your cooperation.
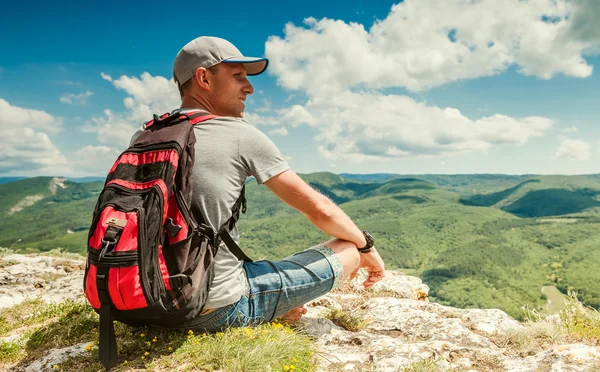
[461,308,522,336]
[349,269,430,301]
[0,254,85,309]
[21,343,89,372]
[503,344,600,371]
[3,255,600,372]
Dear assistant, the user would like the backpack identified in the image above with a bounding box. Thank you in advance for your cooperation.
[84,110,252,371]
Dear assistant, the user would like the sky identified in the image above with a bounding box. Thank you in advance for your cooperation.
[1,0,599,177]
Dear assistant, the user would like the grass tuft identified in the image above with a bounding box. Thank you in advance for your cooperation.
[401,358,445,372]
[1,298,316,372]
[493,291,600,356]
[324,309,367,332]
[0,340,23,363]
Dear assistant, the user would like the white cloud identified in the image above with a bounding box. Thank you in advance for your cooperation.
[265,0,598,94]
[268,127,289,136]
[0,99,67,174]
[555,138,590,160]
[248,91,553,161]
[0,98,63,134]
[252,0,600,162]
[81,109,141,149]
[84,72,181,148]
[70,145,123,175]
[60,90,94,105]
[561,126,579,133]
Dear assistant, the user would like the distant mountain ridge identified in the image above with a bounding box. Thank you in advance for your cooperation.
[3,173,600,318]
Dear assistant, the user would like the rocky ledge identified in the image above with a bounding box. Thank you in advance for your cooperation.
[1,253,599,371]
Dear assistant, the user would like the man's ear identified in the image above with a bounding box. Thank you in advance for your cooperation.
[194,67,210,90]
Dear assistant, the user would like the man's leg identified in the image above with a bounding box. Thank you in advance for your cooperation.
[280,239,360,321]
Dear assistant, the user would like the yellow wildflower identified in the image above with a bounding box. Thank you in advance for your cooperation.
[140,333,145,338]
[188,329,194,335]
[53,365,59,370]
[292,358,297,363]
[284,365,290,371]
[152,337,157,343]
[144,351,149,356]
[168,347,173,351]
[290,365,295,370]
[123,360,128,365]
[146,341,151,346]
[202,332,207,337]
[217,332,224,337]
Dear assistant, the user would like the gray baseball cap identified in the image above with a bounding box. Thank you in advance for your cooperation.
[173,36,268,86]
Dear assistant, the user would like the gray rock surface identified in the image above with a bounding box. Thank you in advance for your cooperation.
[0,253,85,309]
[2,255,600,371]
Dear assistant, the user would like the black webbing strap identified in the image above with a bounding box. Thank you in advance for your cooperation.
[96,226,123,371]
[219,185,251,262]
[218,226,253,263]
[97,266,118,371]
[227,185,247,230]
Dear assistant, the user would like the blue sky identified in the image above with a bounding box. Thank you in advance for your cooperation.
[1,0,599,177]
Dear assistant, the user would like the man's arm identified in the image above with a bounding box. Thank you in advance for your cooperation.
[264,169,367,248]
[265,169,385,288]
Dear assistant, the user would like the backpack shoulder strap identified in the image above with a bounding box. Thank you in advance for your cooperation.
[218,184,252,263]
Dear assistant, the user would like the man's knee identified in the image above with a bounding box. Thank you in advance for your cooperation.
[323,239,361,280]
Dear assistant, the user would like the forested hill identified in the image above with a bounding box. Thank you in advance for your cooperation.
[2,173,600,320]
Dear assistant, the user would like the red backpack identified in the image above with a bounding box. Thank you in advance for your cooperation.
[84,110,252,370]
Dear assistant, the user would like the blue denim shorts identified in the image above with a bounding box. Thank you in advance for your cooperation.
[184,244,343,332]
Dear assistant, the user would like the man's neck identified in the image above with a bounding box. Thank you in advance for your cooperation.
[180,96,214,113]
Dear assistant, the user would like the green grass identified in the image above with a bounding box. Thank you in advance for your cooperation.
[401,359,446,372]
[493,292,600,356]
[0,299,316,372]
[324,309,367,332]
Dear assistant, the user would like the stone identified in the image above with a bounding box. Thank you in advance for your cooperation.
[350,269,430,301]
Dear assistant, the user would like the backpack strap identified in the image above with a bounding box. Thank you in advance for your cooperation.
[96,225,124,371]
[218,184,252,262]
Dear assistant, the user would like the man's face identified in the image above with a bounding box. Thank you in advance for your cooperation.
[207,63,254,118]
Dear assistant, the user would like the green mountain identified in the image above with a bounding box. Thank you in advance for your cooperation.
[464,176,600,217]
[2,173,600,320]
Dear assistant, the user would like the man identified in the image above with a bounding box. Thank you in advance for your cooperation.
[166,36,385,330]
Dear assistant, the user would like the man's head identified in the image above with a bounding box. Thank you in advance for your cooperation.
[173,36,268,117]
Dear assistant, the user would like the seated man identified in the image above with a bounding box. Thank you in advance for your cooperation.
[169,36,386,330]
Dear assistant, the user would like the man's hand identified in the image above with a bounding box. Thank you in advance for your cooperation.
[350,247,385,289]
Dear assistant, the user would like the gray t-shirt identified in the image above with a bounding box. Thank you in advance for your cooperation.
[190,114,289,308]
[130,111,289,309]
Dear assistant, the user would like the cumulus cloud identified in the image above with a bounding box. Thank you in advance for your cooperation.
[0,98,63,134]
[83,72,180,148]
[265,0,597,94]
[561,126,579,133]
[555,138,590,160]
[250,91,553,161]
[268,127,289,136]
[0,99,67,173]
[251,0,599,162]
[60,90,94,105]
[70,145,123,174]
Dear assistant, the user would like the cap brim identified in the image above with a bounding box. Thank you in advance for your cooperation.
[222,57,269,76]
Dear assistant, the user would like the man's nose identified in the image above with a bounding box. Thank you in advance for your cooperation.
[243,79,254,95]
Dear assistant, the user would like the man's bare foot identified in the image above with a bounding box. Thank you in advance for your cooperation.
[280,306,307,321]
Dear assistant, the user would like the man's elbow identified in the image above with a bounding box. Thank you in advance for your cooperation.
[310,195,337,223]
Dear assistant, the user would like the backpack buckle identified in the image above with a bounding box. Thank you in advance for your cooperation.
[169,274,191,289]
